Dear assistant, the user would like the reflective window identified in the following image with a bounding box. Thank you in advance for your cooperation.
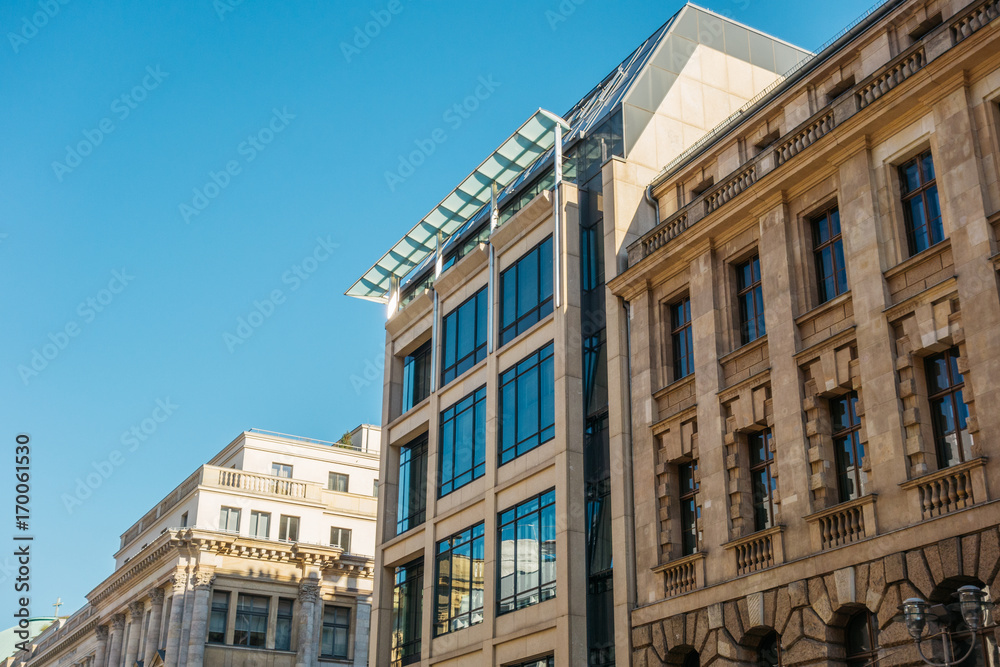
[500,237,554,345]
[749,430,777,531]
[832,393,866,502]
[439,386,486,497]
[278,515,299,542]
[812,208,847,303]
[925,347,972,468]
[249,511,270,539]
[679,461,700,555]
[234,594,268,647]
[845,611,879,667]
[671,297,694,380]
[330,526,352,552]
[498,489,556,614]
[900,150,944,255]
[397,436,428,535]
[583,330,608,417]
[320,606,351,659]
[736,255,766,345]
[508,657,555,667]
[435,523,485,636]
[441,287,488,386]
[402,340,432,413]
[391,559,423,666]
[499,343,555,465]
[219,506,240,533]
[208,591,228,644]
[328,472,349,492]
[275,598,293,651]
[270,463,292,478]
[758,631,782,667]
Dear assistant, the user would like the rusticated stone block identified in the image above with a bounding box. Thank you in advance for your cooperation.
[667,614,686,647]
[694,610,710,652]
[905,550,932,599]
[724,601,744,639]
[835,566,856,607]
[884,552,907,583]
[877,584,901,631]
[785,638,836,666]
[782,609,803,644]
[788,579,808,608]
[774,587,791,634]
[855,563,870,606]
[801,607,828,642]
[962,533,980,579]
[923,543,944,583]
[938,537,960,579]
[634,648,649,667]
[763,589,776,628]
[700,629,719,663]
[808,577,833,624]
[978,527,1000,585]
[652,621,668,661]
[737,597,750,634]
[633,624,651,648]
[708,603,724,630]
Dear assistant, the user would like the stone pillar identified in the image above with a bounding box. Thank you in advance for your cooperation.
[94,625,109,667]
[177,572,196,667]
[164,573,188,667]
[184,570,215,667]
[107,614,126,667]
[124,601,145,666]
[144,588,165,667]
[352,602,371,667]
[294,580,320,667]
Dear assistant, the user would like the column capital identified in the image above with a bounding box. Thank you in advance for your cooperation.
[128,601,146,620]
[298,581,321,603]
[171,572,189,593]
[112,613,127,631]
[149,587,165,605]
[192,569,215,590]
[95,625,109,641]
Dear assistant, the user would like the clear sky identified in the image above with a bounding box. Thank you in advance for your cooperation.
[2,0,875,625]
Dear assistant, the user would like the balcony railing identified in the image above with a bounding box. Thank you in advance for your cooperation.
[725,526,784,576]
[805,494,878,551]
[901,458,988,521]
[214,468,316,499]
[653,552,705,598]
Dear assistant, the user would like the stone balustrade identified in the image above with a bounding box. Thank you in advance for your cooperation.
[901,458,988,520]
[805,494,878,552]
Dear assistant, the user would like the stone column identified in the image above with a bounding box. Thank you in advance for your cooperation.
[352,602,371,667]
[124,601,145,666]
[144,588,165,666]
[164,573,188,667]
[184,570,215,667]
[177,572,197,667]
[94,625,109,667]
[107,614,126,667]
[294,580,320,667]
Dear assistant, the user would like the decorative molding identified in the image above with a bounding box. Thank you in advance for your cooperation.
[112,614,126,631]
[149,587,165,605]
[128,601,145,621]
[298,582,321,603]
[95,626,109,641]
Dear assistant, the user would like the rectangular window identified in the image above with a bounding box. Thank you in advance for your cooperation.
[274,598,294,651]
[278,515,299,542]
[320,606,351,659]
[900,150,943,256]
[328,472,350,492]
[180,512,188,528]
[583,329,608,418]
[373,479,379,498]
[812,208,847,303]
[439,386,487,496]
[330,527,352,552]
[671,297,694,380]
[435,523,485,636]
[270,463,292,478]
[749,430,776,531]
[678,462,700,556]
[736,255,766,345]
[498,489,556,615]
[509,658,555,667]
[499,342,555,465]
[219,506,240,533]
[402,340,432,413]
[391,559,423,667]
[441,287,488,386]
[832,393,866,502]
[249,511,270,539]
[208,591,229,644]
[925,347,972,468]
[233,594,268,648]
[500,236,554,346]
[397,436,428,535]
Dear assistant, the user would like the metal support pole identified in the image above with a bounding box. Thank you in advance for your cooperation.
[488,182,498,353]
[553,122,563,310]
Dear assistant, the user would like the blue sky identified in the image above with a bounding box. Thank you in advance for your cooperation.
[1,0,875,625]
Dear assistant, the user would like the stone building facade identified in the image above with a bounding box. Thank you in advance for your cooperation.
[12,427,380,667]
[608,0,1000,665]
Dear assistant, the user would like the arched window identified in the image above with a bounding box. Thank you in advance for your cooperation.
[845,611,879,667]
[758,631,782,667]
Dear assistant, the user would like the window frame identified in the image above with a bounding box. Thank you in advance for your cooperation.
[498,342,556,465]
[678,461,700,556]
[832,392,866,503]
[499,236,554,346]
[396,435,428,536]
[219,506,241,533]
[441,286,488,386]
[249,510,271,539]
[208,591,229,644]
[434,522,486,636]
[320,605,352,659]
[439,386,487,497]
[811,207,847,303]
[402,339,432,413]
[670,296,694,381]
[845,610,879,667]
[270,462,293,479]
[391,559,423,667]
[925,347,972,469]
[735,254,766,346]
[330,526,353,552]
[899,150,944,256]
[233,593,269,648]
[275,597,294,651]
[278,515,300,542]
[497,489,557,615]
[328,472,350,493]
[749,430,777,532]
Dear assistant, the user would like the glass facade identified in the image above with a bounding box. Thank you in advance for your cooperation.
[397,436,428,535]
[500,237,554,346]
[439,386,487,496]
[402,340,432,413]
[498,489,556,614]
[435,523,485,636]
[441,287,488,386]
[499,343,555,464]
[391,560,423,666]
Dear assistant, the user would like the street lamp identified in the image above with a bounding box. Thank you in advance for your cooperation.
[899,585,996,667]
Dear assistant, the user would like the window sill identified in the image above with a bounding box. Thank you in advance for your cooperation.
[653,373,696,401]
[718,334,768,365]
[884,238,951,280]
[388,396,432,433]
[794,290,852,327]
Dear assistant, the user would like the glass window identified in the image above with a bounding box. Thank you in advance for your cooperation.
[900,150,944,256]
[208,591,229,644]
[441,287,488,386]
[671,297,694,380]
[925,347,972,468]
[180,512,188,527]
[832,393,866,502]
[499,342,555,465]
[329,472,350,492]
[758,631,782,667]
[373,479,379,498]
[439,386,487,497]
[278,515,299,542]
[435,523,485,636]
[508,658,555,667]
[679,462,700,556]
[330,527,352,552]
[391,559,423,667]
[219,506,240,533]
[397,436,428,535]
[275,598,293,651]
[737,255,766,345]
[583,329,608,418]
[749,431,776,531]
[402,340,432,413]
[500,236,554,345]
[320,606,351,659]
[812,208,847,303]
[249,511,270,539]
[845,611,879,667]
[234,594,268,647]
[270,463,293,478]
[498,489,557,615]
